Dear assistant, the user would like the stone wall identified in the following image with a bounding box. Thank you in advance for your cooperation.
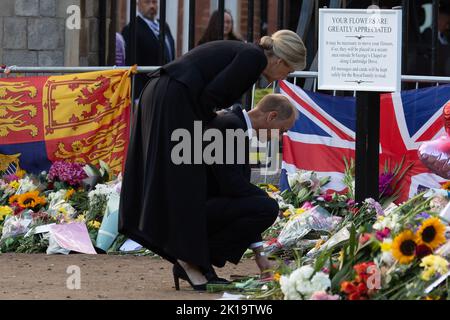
[0,0,103,67]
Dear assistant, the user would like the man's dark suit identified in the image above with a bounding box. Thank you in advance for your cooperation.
[205,105,279,268]
[122,16,175,98]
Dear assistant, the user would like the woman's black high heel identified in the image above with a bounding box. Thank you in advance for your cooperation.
[173,263,208,291]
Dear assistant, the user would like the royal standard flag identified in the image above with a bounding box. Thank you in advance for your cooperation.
[0,68,135,174]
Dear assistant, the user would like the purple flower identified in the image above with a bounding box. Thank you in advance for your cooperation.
[347,199,356,207]
[364,198,384,216]
[415,212,431,220]
[3,174,20,182]
[379,173,395,197]
[48,161,87,186]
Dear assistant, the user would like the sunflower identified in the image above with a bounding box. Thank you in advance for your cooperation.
[17,191,46,209]
[416,217,446,250]
[8,194,20,205]
[392,230,417,264]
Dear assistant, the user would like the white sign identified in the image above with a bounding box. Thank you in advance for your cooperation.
[318,8,402,92]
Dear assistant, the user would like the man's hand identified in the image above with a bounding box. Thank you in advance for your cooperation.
[252,246,276,279]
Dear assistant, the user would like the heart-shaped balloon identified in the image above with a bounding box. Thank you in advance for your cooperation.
[419,135,450,179]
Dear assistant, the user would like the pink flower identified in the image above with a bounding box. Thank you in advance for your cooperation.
[375,228,391,241]
[48,161,87,186]
[310,291,340,300]
[302,201,314,210]
[324,194,333,202]
[359,233,372,245]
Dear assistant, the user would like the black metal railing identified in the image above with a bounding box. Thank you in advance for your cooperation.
[122,0,446,78]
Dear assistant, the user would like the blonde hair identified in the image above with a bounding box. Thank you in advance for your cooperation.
[259,30,307,71]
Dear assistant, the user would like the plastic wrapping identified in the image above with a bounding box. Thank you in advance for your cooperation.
[0,215,32,241]
[264,206,342,254]
[306,227,350,258]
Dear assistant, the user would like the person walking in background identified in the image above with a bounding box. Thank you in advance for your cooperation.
[120,30,307,291]
[197,9,242,46]
[122,0,175,98]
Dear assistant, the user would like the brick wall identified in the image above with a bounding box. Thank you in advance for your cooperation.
[0,0,105,67]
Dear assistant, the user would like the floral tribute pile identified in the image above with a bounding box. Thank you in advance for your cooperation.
[215,159,450,300]
[0,160,130,254]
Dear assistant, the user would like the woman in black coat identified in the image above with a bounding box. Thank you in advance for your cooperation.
[119,30,306,290]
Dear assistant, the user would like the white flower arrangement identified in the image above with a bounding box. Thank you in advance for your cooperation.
[16,176,38,194]
[47,190,77,219]
[280,265,331,300]
[88,183,116,204]
[373,213,401,233]
[287,170,321,193]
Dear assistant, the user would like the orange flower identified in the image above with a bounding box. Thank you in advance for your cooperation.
[17,191,46,209]
[340,281,357,294]
[9,195,20,205]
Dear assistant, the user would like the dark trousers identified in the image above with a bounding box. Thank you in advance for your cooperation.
[205,195,279,267]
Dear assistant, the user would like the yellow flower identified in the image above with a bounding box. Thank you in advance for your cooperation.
[338,249,345,264]
[76,214,86,222]
[420,255,449,281]
[88,221,101,229]
[381,240,392,252]
[16,169,26,179]
[8,181,19,189]
[9,194,20,205]
[273,273,281,282]
[283,209,292,218]
[267,184,279,192]
[315,239,325,250]
[288,208,306,220]
[392,230,417,264]
[441,181,450,191]
[416,217,447,250]
[0,206,13,222]
[17,191,46,209]
[65,189,75,201]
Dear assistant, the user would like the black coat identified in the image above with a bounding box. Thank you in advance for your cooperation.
[119,41,268,269]
[122,16,175,98]
[206,105,268,199]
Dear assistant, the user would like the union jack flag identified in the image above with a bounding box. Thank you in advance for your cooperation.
[280,80,450,202]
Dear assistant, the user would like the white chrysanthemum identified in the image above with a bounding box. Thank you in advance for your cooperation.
[280,275,302,300]
[310,272,331,292]
[88,184,116,202]
[281,265,331,300]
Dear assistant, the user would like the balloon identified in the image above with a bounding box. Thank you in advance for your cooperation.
[444,100,450,135]
[418,135,450,179]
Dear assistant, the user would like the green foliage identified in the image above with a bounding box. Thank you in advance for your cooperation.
[253,88,273,106]
[69,190,89,213]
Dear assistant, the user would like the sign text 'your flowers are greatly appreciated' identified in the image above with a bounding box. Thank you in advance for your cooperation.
[318,8,402,92]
